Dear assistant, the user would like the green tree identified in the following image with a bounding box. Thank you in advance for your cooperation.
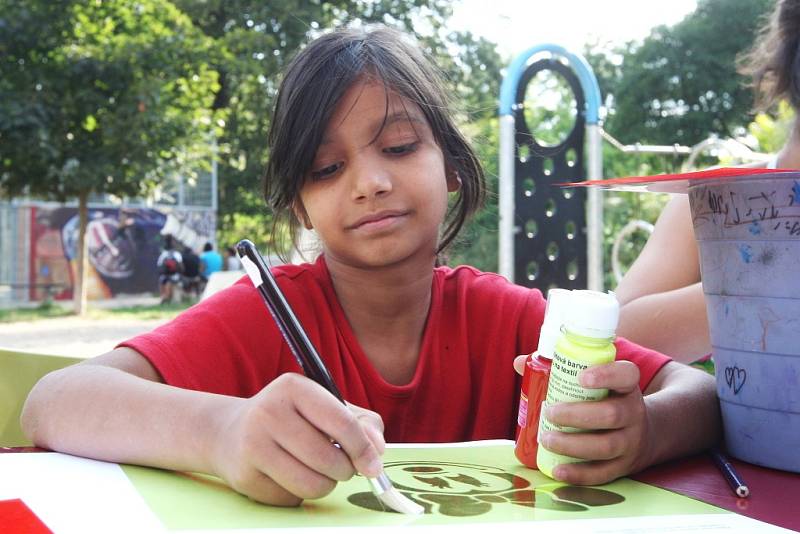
[0,0,220,314]
[605,0,774,146]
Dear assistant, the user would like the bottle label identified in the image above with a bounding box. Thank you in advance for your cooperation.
[517,392,528,428]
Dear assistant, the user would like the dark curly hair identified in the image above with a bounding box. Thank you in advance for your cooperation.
[262,26,485,260]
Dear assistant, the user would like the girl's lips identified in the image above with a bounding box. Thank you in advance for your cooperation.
[349,210,409,231]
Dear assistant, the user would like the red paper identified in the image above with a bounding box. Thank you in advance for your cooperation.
[0,499,53,534]
[560,167,798,193]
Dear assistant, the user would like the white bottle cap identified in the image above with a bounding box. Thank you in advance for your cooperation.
[563,290,619,339]
[536,288,572,360]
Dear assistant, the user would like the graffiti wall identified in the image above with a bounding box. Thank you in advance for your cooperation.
[30,206,215,301]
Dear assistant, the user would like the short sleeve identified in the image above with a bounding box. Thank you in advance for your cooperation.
[118,278,290,397]
[614,336,671,391]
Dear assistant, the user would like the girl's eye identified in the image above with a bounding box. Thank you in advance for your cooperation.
[384,142,418,155]
[310,162,341,180]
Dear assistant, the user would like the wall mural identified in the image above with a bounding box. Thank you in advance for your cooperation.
[30,206,214,300]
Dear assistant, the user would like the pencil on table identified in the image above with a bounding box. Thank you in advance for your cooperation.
[711,448,749,499]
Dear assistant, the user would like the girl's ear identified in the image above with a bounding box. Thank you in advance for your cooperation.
[293,201,314,230]
[446,167,462,193]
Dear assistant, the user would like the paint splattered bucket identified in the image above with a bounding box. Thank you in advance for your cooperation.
[688,171,800,472]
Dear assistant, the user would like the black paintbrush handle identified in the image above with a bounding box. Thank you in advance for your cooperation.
[236,239,344,403]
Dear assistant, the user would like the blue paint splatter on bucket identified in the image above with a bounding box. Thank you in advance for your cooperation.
[738,244,753,263]
[793,181,800,205]
[748,221,761,235]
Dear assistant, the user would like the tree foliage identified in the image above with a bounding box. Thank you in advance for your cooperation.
[0,0,220,313]
[604,0,774,146]
[0,0,220,200]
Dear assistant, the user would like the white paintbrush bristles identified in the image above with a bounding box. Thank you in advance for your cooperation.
[367,472,424,515]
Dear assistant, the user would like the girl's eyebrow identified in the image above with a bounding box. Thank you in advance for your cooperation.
[320,111,427,146]
[379,110,427,130]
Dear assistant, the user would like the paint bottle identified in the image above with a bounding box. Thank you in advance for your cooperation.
[536,290,619,479]
[514,288,571,469]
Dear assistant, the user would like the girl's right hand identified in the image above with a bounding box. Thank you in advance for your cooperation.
[210,373,385,506]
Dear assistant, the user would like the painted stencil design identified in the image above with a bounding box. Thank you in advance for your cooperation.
[347,461,623,516]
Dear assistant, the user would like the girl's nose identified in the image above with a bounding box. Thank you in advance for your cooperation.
[351,157,392,201]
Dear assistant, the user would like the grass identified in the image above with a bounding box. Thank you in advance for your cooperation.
[0,300,192,324]
[0,302,73,323]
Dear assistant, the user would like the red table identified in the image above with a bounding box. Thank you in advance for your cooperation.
[634,452,800,532]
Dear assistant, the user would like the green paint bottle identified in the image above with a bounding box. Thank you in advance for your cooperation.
[536,290,619,479]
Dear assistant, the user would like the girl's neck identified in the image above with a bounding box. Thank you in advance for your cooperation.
[324,254,437,385]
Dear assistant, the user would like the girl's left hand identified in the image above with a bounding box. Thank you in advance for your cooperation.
[533,360,653,485]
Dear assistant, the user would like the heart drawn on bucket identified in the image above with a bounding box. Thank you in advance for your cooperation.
[724,366,747,395]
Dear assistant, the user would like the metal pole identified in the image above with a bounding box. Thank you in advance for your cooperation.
[587,124,603,291]
[211,139,219,212]
[211,140,219,245]
[498,115,517,282]
[178,173,185,207]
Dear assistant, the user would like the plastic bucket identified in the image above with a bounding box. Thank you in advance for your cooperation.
[688,171,800,472]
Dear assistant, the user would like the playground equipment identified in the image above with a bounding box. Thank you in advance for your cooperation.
[500,45,771,289]
[499,44,603,290]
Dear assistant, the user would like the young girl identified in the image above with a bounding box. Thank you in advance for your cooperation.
[22,26,720,508]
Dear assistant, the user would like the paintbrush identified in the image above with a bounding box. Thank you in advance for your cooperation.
[236,239,424,515]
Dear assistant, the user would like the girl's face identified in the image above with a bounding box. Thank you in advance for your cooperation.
[296,79,458,270]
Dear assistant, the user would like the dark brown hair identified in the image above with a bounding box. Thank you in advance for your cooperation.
[263,26,485,258]
[738,0,800,112]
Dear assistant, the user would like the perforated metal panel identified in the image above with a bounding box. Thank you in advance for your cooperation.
[512,59,587,290]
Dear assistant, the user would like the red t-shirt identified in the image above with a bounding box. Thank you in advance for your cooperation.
[120,256,669,442]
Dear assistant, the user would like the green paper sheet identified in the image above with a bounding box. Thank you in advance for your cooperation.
[122,442,725,530]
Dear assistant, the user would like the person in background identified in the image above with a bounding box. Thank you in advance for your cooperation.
[156,235,183,305]
[180,246,204,300]
[225,246,242,271]
[615,0,800,364]
[199,242,223,279]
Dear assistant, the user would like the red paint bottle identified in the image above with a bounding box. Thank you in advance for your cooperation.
[515,352,552,467]
[515,288,571,469]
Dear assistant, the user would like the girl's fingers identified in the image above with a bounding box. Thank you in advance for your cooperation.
[347,402,386,454]
[578,360,640,394]
[270,409,356,482]
[247,443,338,501]
[288,376,384,478]
[361,423,386,456]
[227,466,302,506]
[513,354,529,376]
[550,457,630,486]
[539,428,634,462]
[545,393,645,431]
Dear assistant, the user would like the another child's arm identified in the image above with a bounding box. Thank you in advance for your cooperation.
[616,282,709,363]
[21,347,385,506]
[614,195,711,363]
[513,357,720,484]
